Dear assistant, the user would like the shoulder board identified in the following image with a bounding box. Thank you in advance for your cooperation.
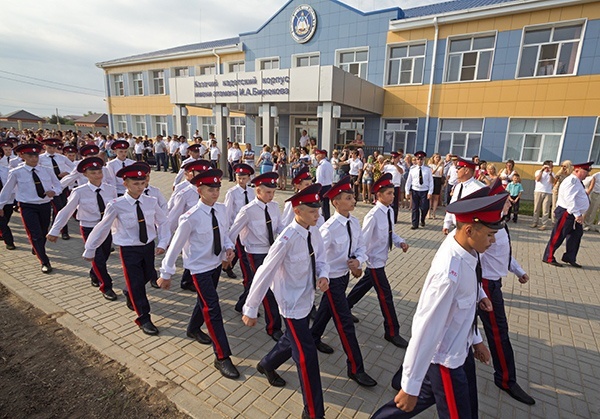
[277,227,297,244]
[447,257,461,283]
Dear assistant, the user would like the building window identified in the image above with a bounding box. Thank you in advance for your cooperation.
[133,115,146,136]
[293,53,320,67]
[517,21,584,78]
[201,117,215,140]
[116,115,127,133]
[153,116,168,137]
[174,67,189,77]
[336,48,368,79]
[113,74,124,96]
[590,119,600,165]
[437,119,483,157]
[230,117,246,142]
[152,70,165,95]
[445,34,495,82]
[336,118,365,145]
[228,61,245,73]
[132,72,143,95]
[382,119,418,154]
[504,118,566,162]
[387,43,425,85]
[259,58,280,70]
[199,65,216,75]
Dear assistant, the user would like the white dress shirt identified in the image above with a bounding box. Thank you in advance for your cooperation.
[0,165,15,202]
[178,142,190,157]
[223,184,256,226]
[0,154,17,168]
[160,201,234,279]
[105,157,136,195]
[447,164,458,186]
[209,146,220,160]
[173,156,202,186]
[383,163,403,186]
[228,147,242,163]
[281,200,325,228]
[134,143,144,154]
[144,185,168,212]
[82,192,170,258]
[556,174,590,217]
[243,220,329,319]
[480,226,525,281]
[229,198,282,254]
[534,169,555,194]
[320,212,367,278]
[362,202,406,269]
[348,158,363,176]
[49,182,117,234]
[167,179,192,210]
[167,183,199,234]
[8,156,23,169]
[443,177,486,230]
[39,152,74,177]
[60,163,113,191]
[405,164,434,195]
[0,164,61,206]
[168,140,180,154]
[316,159,334,186]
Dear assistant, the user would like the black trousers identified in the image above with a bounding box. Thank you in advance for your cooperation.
[320,184,332,220]
[0,203,14,246]
[410,189,430,227]
[19,202,51,265]
[310,273,365,375]
[80,226,114,293]
[155,152,168,171]
[228,159,240,181]
[507,195,520,221]
[543,206,584,264]
[189,267,232,360]
[50,189,69,235]
[392,186,400,223]
[119,242,156,325]
[169,154,179,173]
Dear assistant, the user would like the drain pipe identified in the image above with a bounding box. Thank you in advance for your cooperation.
[212,48,221,74]
[424,16,439,152]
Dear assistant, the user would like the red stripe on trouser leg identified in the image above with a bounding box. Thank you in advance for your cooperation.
[192,274,225,359]
[439,365,459,419]
[118,248,141,321]
[326,289,358,374]
[247,253,256,272]
[546,211,569,262]
[482,279,510,389]
[80,226,106,293]
[286,318,316,419]
[370,268,395,336]
[249,253,275,333]
[19,210,42,264]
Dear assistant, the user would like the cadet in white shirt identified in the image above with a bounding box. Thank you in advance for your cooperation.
[443,157,485,235]
[209,138,221,168]
[48,157,118,300]
[226,142,243,182]
[346,173,410,348]
[172,143,206,187]
[405,151,434,230]
[281,167,325,228]
[543,161,593,268]
[383,151,405,223]
[105,140,136,196]
[158,169,240,379]
[0,140,16,168]
[59,144,114,192]
[242,183,329,419]
[229,171,283,341]
[83,163,170,336]
[168,137,181,173]
[314,149,334,220]
[0,147,16,250]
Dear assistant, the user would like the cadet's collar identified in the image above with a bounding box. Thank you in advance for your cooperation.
[462,177,477,186]
[87,182,101,192]
[124,192,141,205]
[198,200,215,214]
[290,220,309,239]
[448,230,478,271]
[253,197,267,209]
[375,201,389,213]
[332,211,350,226]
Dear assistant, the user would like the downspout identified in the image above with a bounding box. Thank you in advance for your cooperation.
[212,48,221,74]
[424,16,439,152]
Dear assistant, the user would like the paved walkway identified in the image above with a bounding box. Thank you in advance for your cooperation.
[1,170,599,418]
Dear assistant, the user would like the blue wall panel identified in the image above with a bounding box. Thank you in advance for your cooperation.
[562,117,596,162]
[481,117,509,161]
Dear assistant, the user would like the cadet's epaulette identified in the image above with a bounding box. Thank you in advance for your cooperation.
[277,227,297,244]
[447,256,461,283]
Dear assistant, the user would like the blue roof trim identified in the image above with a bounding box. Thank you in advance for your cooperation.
[403,0,519,18]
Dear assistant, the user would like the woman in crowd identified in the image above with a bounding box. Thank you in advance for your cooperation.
[499,159,517,187]
[362,155,374,203]
[484,163,499,186]
[428,153,444,219]
[552,160,573,221]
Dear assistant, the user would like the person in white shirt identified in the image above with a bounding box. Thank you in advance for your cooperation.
[314,149,334,220]
[445,155,458,205]
[0,140,16,168]
[172,143,207,187]
[383,152,405,223]
[227,142,243,181]
[158,169,239,379]
[153,135,168,172]
[531,160,555,230]
[209,139,221,168]
[134,137,145,161]
[178,137,190,161]
[584,171,600,232]
[168,137,181,173]
[299,129,310,148]
[242,183,329,419]
[105,140,136,196]
[405,151,434,230]
[281,167,325,228]
[347,150,363,201]
[0,147,16,250]
[543,161,593,268]
[60,144,114,192]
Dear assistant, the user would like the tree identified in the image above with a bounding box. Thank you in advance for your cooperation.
[48,114,70,125]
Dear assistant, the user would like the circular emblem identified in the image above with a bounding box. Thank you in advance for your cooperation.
[214,177,218,182]
[290,4,317,44]
[137,171,142,176]
[93,162,98,166]
[315,194,319,200]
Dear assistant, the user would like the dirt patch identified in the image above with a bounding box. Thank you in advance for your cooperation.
[0,284,190,419]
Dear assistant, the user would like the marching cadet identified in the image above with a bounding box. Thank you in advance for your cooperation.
[39,138,74,240]
[543,161,593,268]
[0,148,16,250]
[382,151,404,224]
[311,176,377,387]
[242,183,329,419]
[373,188,504,419]
[405,150,434,229]
[172,143,206,187]
[60,144,114,191]
[137,162,168,212]
[443,157,485,235]
[479,179,535,405]
[0,140,16,168]
[281,166,325,227]
[223,163,255,280]
[314,149,334,220]
[47,157,118,300]
[229,171,283,341]
[62,145,78,163]
[166,159,211,212]
[346,173,410,347]
[158,169,240,379]
[105,140,136,196]
[82,163,170,335]
[0,143,62,272]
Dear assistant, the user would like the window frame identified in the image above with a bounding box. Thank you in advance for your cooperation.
[336,118,365,145]
[152,115,168,137]
[380,118,419,154]
[173,67,189,78]
[292,52,320,68]
[227,61,245,73]
[113,74,124,96]
[257,56,280,71]
[131,72,144,96]
[229,117,246,143]
[436,118,485,158]
[588,117,600,167]
[132,115,146,136]
[335,47,369,79]
[198,64,216,75]
[385,41,427,86]
[443,31,497,84]
[151,70,165,95]
[115,115,127,133]
[503,117,567,163]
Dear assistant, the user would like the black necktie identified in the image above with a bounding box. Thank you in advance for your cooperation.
[474,254,483,331]
[504,224,512,270]
[211,208,222,256]
[244,190,249,205]
[457,184,464,200]
[346,219,353,258]
[95,188,105,218]
[122,161,126,168]
[32,168,46,198]
[307,230,316,290]
[135,200,148,244]
[0,176,3,191]
[144,189,149,195]
[387,208,393,251]
[265,205,274,245]
[419,166,423,185]
[50,155,60,178]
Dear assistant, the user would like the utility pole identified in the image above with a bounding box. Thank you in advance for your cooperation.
[56,107,61,131]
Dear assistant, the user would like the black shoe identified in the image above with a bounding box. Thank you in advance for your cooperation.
[150,278,160,288]
[90,277,100,287]
[224,268,237,279]
[542,260,563,267]
[123,290,134,311]
[502,383,536,405]
[348,371,377,387]
[102,289,118,301]
[139,321,159,335]
[257,362,286,387]
[41,264,52,274]
[109,247,115,253]
[61,233,70,240]
[270,330,284,342]
[350,313,359,323]
[181,282,196,292]
[316,342,334,354]
[410,226,418,230]
[5,244,15,250]
[561,258,582,268]
[384,334,409,348]
[420,221,425,227]
[186,329,212,345]
[214,357,240,379]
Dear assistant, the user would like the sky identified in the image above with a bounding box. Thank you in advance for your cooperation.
[0,0,437,119]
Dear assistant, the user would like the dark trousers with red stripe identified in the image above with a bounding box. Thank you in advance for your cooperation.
[50,190,69,235]
[393,186,400,223]
[238,252,282,335]
[543,206,584,264]
[20,202,51,266]
[80,226,113,293]
[410,189,429,228]
[478,278,516,390]
[233,238,251,311]
[119,242,156,325]
[311,273,365,375]
[346,267,400,337]
[260,315,324,419]
[188,267,232,360]
[0,204,14,246]
[374,350,478,419]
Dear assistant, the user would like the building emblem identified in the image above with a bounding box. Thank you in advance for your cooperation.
[290,4,317,44]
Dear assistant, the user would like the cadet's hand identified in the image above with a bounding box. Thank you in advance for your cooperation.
[45,191,56,198]
[473,342,491,364]
[155,247,165,255]
[394,390,418,412]
[242,315,257,327]
[347,258,360,271]
[442,228,449,235]
[0,209,4,217]
[46,234,58,243]
[518,273,529,284]
[225,248,235,262]
[400,242,409,252]
[157,277,171,290]
[83,257,94,262]
[317,277,329,292]
[59,172,69,178]
[575,215,583,224]
[350,268,363,278]
[479,297,493,312]
[427,194,431,200]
